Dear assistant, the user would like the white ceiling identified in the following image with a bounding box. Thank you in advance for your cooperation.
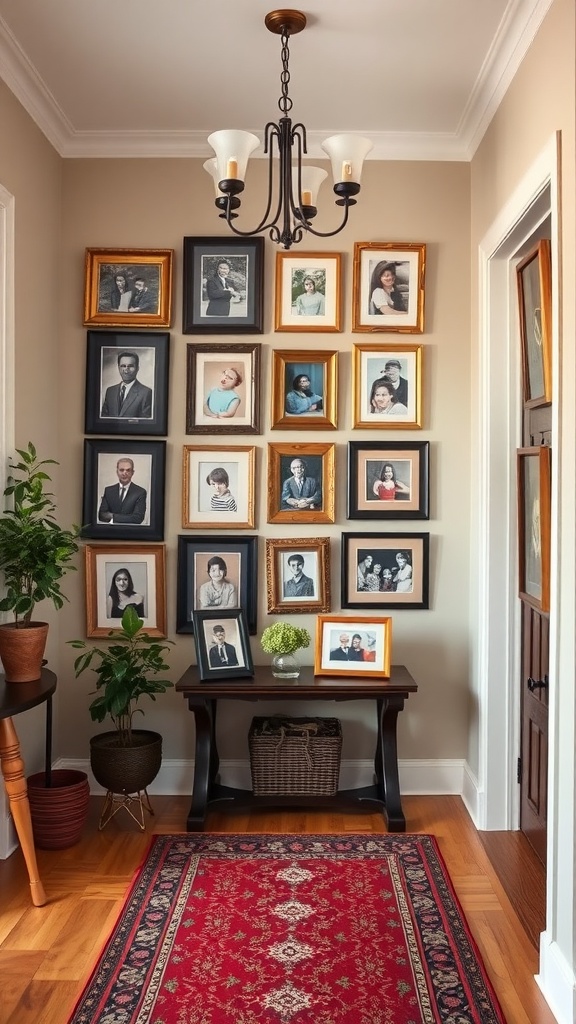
[0,0,552,160]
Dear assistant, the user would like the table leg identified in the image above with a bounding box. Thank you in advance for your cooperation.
[186,698,216,831]
[0,716,47,906]
[376,695,407,832]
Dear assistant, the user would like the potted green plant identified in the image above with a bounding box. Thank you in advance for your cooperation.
[0,442,79,682]
[69,605,174,804]
[260,622,311,678]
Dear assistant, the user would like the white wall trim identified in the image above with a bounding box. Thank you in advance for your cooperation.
[536,931,576,1024]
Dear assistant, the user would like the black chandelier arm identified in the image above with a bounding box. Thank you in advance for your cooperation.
[295,200,353,239]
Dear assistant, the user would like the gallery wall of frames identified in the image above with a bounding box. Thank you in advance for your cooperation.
[80,240,433,672]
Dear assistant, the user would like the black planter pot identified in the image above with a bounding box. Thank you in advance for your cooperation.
[89,730,162,794]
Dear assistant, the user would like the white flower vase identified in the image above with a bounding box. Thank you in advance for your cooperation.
[271,652,300,679]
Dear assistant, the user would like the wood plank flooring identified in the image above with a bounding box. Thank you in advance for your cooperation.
[0,795,558,1024]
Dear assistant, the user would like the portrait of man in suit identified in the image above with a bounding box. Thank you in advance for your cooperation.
[207,624,239,668]
[280,457,322,511]
[98,457,148,525]
[100,351,153,419]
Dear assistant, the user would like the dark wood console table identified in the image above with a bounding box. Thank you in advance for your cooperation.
[0,669,57,906]
[176,664,417,833]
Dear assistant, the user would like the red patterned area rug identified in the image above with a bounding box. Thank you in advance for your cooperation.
[68,833,507,1024]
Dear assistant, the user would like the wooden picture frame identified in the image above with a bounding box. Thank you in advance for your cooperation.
[314,614,392,678]
[84,331,170,436]
[347,441,430,519]
[83,248,173,328]
[192,608,254,681]
[182,444,255,529]
[352,242,425,333]
[352,343,423,429]
[182,236,264,334]
[274,251,342,332]
[516,239,552,408]
[271,349,337,430]
[517,446,551,612]
[84,544,166,638]
[266,537,331,614]
[176,534,258,634]
[82,439,166,541]
[185,342,261,435]
[267,442,335,525]
[341,532,430,610]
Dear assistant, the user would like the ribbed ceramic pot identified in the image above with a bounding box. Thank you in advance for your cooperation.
[0,622,49,682]
[27,769,90,849]
[89,730,162,794]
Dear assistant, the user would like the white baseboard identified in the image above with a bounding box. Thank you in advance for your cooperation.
[536,930,576,1024]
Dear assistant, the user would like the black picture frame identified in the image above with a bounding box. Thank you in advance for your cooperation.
[185,342,261,435]
[192,608,254,681]
[176,534,258,634]
[84,331,170,436]
[347,441,430,520]
[182,236,264,334]
[82,439,166,541]
[341,531,430,610]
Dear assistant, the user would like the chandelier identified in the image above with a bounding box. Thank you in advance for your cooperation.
[204,10,373,250]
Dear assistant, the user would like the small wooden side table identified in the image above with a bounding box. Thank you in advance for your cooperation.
[0,669,57,906]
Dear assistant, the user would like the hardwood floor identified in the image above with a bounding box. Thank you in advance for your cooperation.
[0,795,557,1024]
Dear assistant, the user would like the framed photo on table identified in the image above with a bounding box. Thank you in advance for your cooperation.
[182,236,264,334]
[265,537,331,614]
[83,248,173,328]
[342,531,430,610]
[347,441,429,519]
[82,439,166,541]
[352,343,423,429]
[267,442,335,525]
[176,534,258,634]
[84,544,166,638]
[352,242,425,333]
[182,444,255,529]
[185,342,261,435]
[271,349,337,430]
[314,614,392,678]
[516,239,552,408]
[274,251,342,332]
[517,446,551,612]
[192,608,254,681]
[85,331,170,436]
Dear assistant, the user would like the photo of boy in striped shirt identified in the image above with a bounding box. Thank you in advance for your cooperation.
[206,467,237,513]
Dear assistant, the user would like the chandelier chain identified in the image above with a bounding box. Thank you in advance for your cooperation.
[278,28,293,116]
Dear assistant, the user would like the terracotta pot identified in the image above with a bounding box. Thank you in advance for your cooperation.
[0,621,49,682]
[27,769,90,850]
[90,730,162,794]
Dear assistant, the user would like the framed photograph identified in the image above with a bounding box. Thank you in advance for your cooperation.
[185,342,261,435]
[83,248,173,328]
[517,446,551,612]
[84,331,170,436]
[82,439,166,541]
[266,537,331,614]
[182,445,255,529]
[314,615,392,678]
[182,236,264,334]
[274,251,342,332]
[347,441,430,520]
[352,343,423,429]
[352,242,425,333]
[192,608,254,681]
[84,544,166,638]
[516,239,552,408]
[176,535,258,634]
[341,532,430,610]
[267,442,335,525]
[271,349,337,430]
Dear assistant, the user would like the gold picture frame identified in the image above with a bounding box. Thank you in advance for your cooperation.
[267,442,335,525]
[182,445,255,530]
[266,537,331,614]
[314,614,392,678]
[352,343,423,429]
[517,445,551,612]
[271,349,337,430]
[274,251,342,332]
[516,239,552,408]
[84,543,166,638]
[352,242,426,333]
[83,248,173,328]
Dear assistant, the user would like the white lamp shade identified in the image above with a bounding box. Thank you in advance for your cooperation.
[321,134,373,184]
[207,130,261,182]
[203,158,224,197]
[292,165,328,206]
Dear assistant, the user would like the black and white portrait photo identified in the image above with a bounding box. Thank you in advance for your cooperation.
[97,263,160,316]
[82,439,166,541]
[84,543,166,637]
[282,550,317,600]
[183,238,264,334]
[100,347,155,421]
[84,331,169,436]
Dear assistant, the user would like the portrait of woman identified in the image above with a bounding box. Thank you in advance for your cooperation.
[285,373,323,415]
[203,366,243,419]
[293,274,326,316]
[372,462,410,501]
[369,378,408,416]
[196,555,238,610]
[369,261,408,316]
[109,272,133,312]
[392,550,413,592]
[106,566,145,618]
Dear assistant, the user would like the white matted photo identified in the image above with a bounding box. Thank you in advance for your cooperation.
[84,544,166,637]
[353,343,423,429]
[352,242,425,333]
[182,445,255,529]
[274,252,342,332]
[314,614,392,678]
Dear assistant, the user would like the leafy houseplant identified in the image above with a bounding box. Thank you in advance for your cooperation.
[0,442,79,682]
[260,622,311,679]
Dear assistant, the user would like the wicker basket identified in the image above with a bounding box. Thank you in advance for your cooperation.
[248,716,342,797]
